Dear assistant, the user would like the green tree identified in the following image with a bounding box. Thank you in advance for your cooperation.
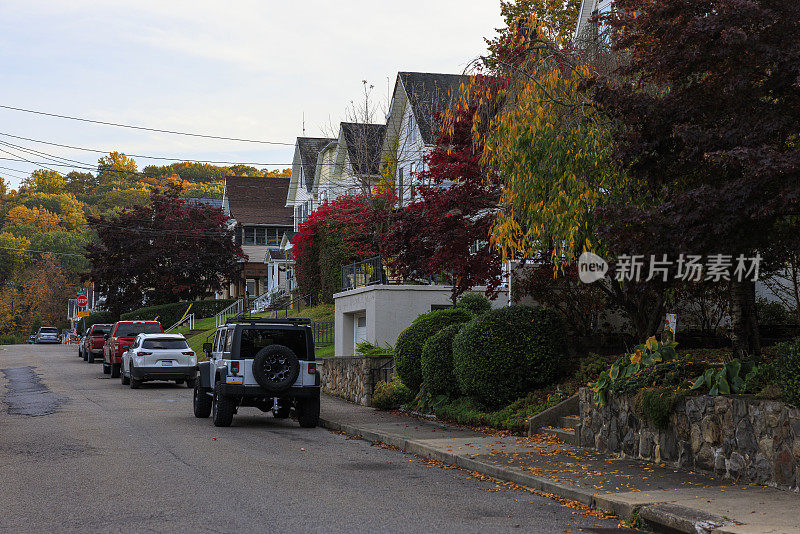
[20,169,66,195]
[97,152,138,187]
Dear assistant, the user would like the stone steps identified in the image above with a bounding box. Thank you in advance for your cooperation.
[541,426,579,445]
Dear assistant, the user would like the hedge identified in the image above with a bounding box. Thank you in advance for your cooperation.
[452,305,566,408]
[456,293,492,316]
[395,308,474,392]
[421,323,464,397]
[777,338,800,407]
[120,299,236,328]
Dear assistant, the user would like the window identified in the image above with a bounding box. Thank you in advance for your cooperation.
[115,323,162,338]
[246,279,256,296]
[236,328,306,360]
[409,163,415,199]
[244,227,256,245]
[255,228,266,246]
[224,329,234,352]
[143,338,189,350]
[398,167,404,202]
[213,330,223,352]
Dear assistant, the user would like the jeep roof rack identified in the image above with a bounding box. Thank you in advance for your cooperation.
[225,315,312,326]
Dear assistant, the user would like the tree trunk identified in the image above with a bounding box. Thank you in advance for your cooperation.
[729,279,761,362]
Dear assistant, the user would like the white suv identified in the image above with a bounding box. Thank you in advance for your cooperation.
[193,317,320,428]
[121,333,198,389]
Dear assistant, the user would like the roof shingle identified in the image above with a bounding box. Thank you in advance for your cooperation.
[398,72,467,144]
[340,122,386,175]
[225,175,293,226]
[297,137,335,192]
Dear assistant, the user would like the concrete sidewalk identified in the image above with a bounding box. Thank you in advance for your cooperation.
[320,394,800,534]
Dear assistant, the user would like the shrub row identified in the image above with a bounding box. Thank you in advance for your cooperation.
[394,294,568,409]
[76,299,236,333]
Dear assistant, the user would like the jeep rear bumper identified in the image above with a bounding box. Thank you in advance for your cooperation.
[131,366,196,382]
[218,384,320,398]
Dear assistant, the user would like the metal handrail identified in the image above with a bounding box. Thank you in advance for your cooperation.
[166,313,195,332]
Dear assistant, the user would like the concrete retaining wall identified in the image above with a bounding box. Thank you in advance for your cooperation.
[578,388,800,490]
[318,355,394,406]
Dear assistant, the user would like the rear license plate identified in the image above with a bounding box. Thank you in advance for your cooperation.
[226,376,243,384]
[161,361,173,366]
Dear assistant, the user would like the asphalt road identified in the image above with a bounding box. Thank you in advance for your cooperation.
[0,344,635,534]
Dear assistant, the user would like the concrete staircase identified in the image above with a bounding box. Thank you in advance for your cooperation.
[539,414,580,445]
[527,394,581,446]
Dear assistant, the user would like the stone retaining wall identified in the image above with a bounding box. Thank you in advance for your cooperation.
[578,388,800,490]
[318,355,394,406]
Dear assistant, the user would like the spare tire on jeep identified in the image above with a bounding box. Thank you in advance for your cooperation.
[251,344,300,394]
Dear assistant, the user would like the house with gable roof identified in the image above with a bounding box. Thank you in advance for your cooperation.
[382,72,467,207]
[221,175,294,300]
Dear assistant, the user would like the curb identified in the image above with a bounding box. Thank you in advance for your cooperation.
[320,416,737,534]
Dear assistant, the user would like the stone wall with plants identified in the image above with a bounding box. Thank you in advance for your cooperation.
[579,389,800,490]
[579,336,800,491]
[318,355,393,406]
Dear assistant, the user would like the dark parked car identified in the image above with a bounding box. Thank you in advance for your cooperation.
[80,324,112,363]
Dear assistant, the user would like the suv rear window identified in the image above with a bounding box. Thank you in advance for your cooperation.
[91,325,111,335]
[40,328,58,334]
[116,323,162,338]
[237,328,307,360]
[142,339,188,350]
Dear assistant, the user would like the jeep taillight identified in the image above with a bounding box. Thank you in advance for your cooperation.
[308,362,316,375]
[230,361,240,374]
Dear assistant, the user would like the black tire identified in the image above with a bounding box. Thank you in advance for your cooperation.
[212,381,234,427]
[296,396,320,428]
[251,344,300,394]
[186,377,197,388]
[88,351,95,363]
[102,362,111,374]
[121,364,130,385]
[130,372,141,389]
[110,363,120,378]
[193,384,212,418]
[175,378,185,385]
[78,347,83,359]
[83,349,89,362]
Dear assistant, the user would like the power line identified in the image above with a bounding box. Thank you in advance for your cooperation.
[0,104,295,146]
[0,132,290,166]
[0,245,84,257]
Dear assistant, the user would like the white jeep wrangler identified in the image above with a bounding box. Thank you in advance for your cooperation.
[193,317,320,428]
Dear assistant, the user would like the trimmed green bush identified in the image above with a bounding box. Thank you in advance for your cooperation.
[0,334,23,345]
[456,293,492,315]
[452,305,566,408]
[121,299,235,328]
[372,376,414,410]
[395,308,473,392]
[776,338,800,407]
[421,323,463,397]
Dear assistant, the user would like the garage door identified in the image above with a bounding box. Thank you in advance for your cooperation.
[354,314,367,349]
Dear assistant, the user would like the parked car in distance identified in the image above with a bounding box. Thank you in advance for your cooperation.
[81,324,112,363]
[35,327,61,344]
[103,321,163,378]
[121,333,197,389]
[27,335,36,344]
[78,328,90,358]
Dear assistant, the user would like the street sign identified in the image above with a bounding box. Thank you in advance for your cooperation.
[77,295,88,307]
[77,310,92,317]
[77,288,87,297]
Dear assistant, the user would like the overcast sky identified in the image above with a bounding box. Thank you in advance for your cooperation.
[0,1,504,189]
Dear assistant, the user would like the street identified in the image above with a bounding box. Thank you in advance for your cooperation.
[0,344,633,534]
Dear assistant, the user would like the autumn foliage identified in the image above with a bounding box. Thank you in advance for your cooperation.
[291,194,379,303]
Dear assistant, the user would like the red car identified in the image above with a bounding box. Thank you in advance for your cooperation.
[81,323,112,363]
[103,321,163,378]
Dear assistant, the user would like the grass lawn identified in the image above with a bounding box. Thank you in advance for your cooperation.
[183,303,336,360]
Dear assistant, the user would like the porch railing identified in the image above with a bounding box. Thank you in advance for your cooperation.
[341,255,453,292]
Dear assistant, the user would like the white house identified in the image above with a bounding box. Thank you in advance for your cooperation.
[574,0,614,41]
[382,72,467,206]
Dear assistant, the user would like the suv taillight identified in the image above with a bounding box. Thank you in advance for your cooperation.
[308,362,316,375]
[182,351,194,356]
[137,351,152,356]
[230,361,240,374]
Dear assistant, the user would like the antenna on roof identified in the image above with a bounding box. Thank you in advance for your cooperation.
[303,112,307,136]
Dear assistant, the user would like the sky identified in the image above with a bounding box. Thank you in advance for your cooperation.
[0,1,505,189]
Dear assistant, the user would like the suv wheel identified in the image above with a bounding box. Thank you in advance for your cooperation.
[186,377,197,388]
[88,351,95,363]
[251,345,300,394]
[193,384,212,418]
[212,381,234,427]
[102,362,111,374]
[296,396,320,428]
[121,365,130,385]
[110,363,121,378]
[83,349,89,362]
